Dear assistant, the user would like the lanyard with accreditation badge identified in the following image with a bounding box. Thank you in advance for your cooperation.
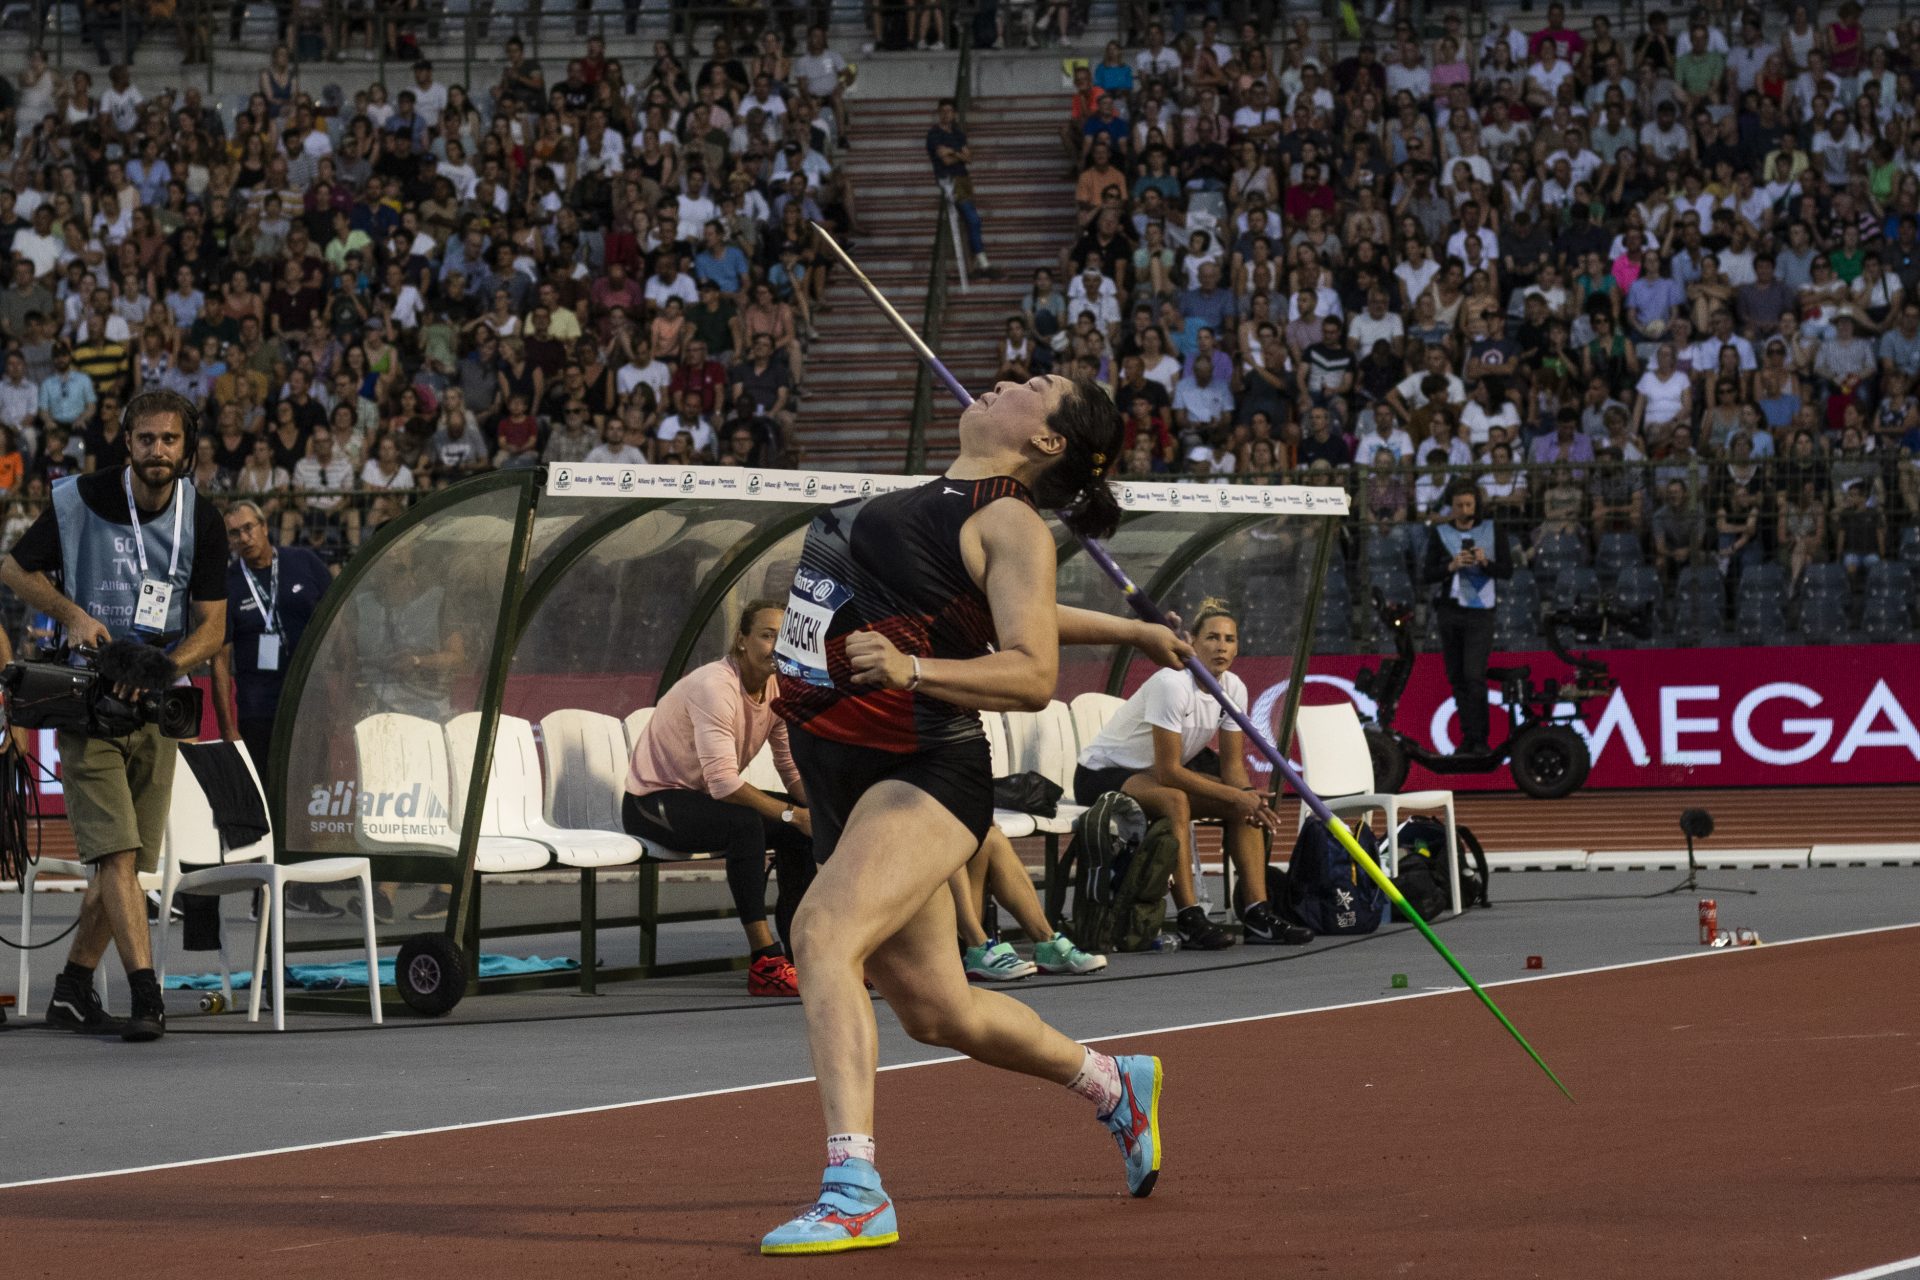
[124,468,182,637]
[241,554,283,671]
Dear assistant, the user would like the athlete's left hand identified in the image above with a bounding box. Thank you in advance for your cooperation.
[1134,620,1193,671]
[845,630,914,689]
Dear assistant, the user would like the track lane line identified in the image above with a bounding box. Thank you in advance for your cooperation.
[3,919,1915,1191]
[1826,1255,1920,1280]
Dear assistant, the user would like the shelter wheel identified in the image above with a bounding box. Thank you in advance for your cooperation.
[396,934,468,1017]
[1508,724,1590,800]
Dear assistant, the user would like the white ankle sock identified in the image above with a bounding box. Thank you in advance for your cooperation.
[826,1133,875,1167]
[1065,1047,1123,1113]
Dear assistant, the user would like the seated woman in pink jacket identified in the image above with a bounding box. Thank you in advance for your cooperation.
[624,599,815,997]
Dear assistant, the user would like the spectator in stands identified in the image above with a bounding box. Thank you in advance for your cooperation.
[1074,600,1308,950]
[624,600,815,996]
[1652,479,1706,584]
[927,98,993,278]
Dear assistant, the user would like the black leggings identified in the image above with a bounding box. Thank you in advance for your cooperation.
[622,790,817,952]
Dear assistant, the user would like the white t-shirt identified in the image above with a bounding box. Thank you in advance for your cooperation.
[1079,667,1248,773]
[1636,368,1690,425]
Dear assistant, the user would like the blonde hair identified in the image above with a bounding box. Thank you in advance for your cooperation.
[1191,597,1236,633]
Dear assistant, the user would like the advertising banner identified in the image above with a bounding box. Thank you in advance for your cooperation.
[1151,646,1920,792]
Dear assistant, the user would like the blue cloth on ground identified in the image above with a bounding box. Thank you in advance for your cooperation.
[163,953,580,991]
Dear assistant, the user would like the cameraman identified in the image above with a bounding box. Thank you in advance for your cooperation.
[0,389,227,1041]
[1421,479,1512,757]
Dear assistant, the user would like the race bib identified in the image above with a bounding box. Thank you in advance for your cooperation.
[774,565,852,687]
[134,579,172,634]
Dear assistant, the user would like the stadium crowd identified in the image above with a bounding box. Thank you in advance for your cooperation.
[1005,2,1920,628]
[0,19,863,605]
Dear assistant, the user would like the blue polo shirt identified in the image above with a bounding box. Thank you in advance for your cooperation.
[224,545,334,721]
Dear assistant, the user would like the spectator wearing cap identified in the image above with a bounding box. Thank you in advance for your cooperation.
[689,278,744,366]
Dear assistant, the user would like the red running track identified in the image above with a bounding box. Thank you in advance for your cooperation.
[5,928,1918,1279]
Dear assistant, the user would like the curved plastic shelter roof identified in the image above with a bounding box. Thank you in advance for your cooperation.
[268,464,1349,938]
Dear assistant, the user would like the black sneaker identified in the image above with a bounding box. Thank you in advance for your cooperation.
[408,887,450,921]
[285,885,347,919]
[122,970,166,1042]
[349,889,396,925]
[46,972,122,1033]
[1240,902,1314,946]
[1175,905,1235,951]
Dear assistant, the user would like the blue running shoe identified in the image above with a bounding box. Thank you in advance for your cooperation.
[760,1158,900,1256]
[1100,1055,1163,1197]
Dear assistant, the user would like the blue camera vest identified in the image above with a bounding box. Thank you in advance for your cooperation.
[51,471,197,642]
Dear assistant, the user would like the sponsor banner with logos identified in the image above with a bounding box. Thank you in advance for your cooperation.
[543,463,1351,516]
[1128,645,1920,791]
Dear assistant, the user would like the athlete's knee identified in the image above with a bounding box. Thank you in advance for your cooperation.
[892,996,976,1049]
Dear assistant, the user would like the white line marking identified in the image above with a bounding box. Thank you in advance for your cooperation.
[1826,1254,1920,1280]
[2,919,1915,1192]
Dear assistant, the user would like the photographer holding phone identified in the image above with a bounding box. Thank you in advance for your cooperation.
[1422,479,1513,757]
[0,389,228,1041]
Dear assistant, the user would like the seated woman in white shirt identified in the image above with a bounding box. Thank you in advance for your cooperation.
[1072,602,1309,950]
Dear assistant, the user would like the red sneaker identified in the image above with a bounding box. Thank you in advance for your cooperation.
[748,954,800,997]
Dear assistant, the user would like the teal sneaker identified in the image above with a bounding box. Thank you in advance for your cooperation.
[1100,1054,1164,1197]
[1034,932,1108,975]
[760,1159,900,1256]
[963,940,1036,981]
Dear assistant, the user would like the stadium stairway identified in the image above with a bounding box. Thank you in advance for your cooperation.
[801,93,1073,471]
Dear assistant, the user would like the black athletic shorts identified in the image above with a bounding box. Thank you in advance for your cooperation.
[1073,747,1222,806]
[788,727,994,862]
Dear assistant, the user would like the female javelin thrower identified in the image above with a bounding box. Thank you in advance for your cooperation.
[762,374,1188,1256]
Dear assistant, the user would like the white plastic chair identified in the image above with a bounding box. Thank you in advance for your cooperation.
[623,706,654,746]
[14,855,115,1014]
[1068,692,1124,756]
[541,708,633,835]
[1292,702,1461,916]
[1002,702,1087,837]
[351,713,548,873]
[445,713,644,869]
[156,743,383,1031]
[978,710,1036,839]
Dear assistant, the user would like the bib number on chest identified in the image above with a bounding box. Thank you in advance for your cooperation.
[774,566,852,687]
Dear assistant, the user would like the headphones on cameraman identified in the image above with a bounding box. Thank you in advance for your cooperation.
[119,389,201,481]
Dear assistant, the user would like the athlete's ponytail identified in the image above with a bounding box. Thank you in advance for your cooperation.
[1034,376,1124,541]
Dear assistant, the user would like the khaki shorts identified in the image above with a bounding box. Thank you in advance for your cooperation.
[58,724,178,875]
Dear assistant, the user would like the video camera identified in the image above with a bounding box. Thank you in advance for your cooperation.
[1,639,203,739]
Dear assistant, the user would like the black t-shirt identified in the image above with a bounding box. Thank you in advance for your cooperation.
[8,467,228,605]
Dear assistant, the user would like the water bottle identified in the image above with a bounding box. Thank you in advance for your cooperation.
[1149,932,1181,953]
[198,992,227,1014]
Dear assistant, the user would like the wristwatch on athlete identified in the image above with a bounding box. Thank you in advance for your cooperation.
[780,807,796,824]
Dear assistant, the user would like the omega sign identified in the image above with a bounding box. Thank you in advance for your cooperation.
[1222,645,1920,791]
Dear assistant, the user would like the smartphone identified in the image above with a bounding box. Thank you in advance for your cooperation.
[1461,537,1476,551]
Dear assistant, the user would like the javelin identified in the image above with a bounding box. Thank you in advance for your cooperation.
[810,221,1573,1102]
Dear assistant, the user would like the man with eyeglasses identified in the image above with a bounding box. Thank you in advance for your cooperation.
[211,500,338,917]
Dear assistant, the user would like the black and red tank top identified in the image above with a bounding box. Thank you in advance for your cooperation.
[772,474,1034,752]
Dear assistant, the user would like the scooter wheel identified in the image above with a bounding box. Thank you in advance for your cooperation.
[1508,724,1591,800]
[1364,726,1410,793]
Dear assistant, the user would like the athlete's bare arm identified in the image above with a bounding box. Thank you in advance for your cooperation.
[1057,603,1191,669]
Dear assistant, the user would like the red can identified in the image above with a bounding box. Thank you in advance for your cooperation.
[1698,898,1719,945]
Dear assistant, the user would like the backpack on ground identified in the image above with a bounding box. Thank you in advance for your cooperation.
[1280,818,1388,936]
[1391,817,1492,922]
[1058,792,1181,953]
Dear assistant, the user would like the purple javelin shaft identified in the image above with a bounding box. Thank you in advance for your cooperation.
[934,366,1328,816]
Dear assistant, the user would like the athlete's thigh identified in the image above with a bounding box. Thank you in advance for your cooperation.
[1120,772,1189,821]
[799,779,980,958]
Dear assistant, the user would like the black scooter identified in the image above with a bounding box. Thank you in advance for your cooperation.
[1352,591,1647,799]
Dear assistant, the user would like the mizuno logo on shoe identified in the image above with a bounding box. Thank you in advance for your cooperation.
[814,1202,890,1237]
[1111,1077,1152,1154]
